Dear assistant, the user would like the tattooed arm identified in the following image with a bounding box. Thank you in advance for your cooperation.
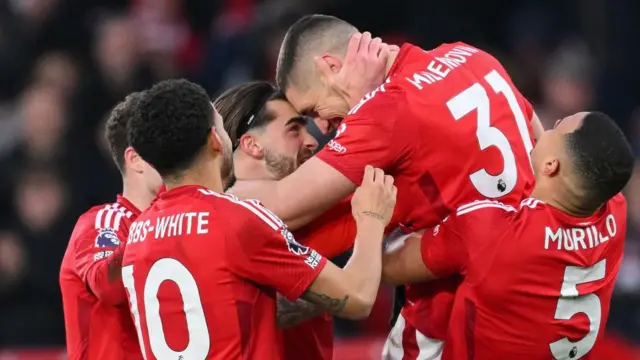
[294,216,386,320]
[276,293,324,328]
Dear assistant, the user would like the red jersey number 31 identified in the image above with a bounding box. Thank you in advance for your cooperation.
[446,70,534,198]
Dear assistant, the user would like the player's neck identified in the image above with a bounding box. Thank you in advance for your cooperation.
[530,185,594,217]
[165,165,224,194]
[385,49,400,78]
[121,177,154,212]
[232,156,273,183]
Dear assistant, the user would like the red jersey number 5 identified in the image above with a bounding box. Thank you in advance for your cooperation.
[549,260,606,360]
[122,259,211,359]
[446,70,534,198]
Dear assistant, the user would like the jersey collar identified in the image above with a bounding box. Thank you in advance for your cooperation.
[388,43,414,76]
[158,185,210,201]
[116,195,142,217]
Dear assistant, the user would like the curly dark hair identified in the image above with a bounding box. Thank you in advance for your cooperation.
[105,91,144,173]
[565,111,635,210]
[127,79,213,178]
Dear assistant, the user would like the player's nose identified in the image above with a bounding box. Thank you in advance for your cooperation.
[303,132,319,151]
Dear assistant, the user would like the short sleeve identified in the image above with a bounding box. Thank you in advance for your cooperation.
[421,201,516,277]
[420,217,469,278]
[295,197,356,259]
[227,201,328,301]
[316,92,399,185]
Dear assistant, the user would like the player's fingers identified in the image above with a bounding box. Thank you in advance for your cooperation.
[345,32,362,64]
[378,43,390,60]
[358,32,372,54]
[314,56,334,81]
[392,185,398,200]
[363,165,374,184]
[384,174,394,188]
[374,167,385,184]
[388,44,400,52]
[369,37,383,57]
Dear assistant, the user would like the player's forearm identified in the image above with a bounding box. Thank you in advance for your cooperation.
[275,293,324,328]
[85,250,127,306]
[230,180,316,230]
[331,219,385,319]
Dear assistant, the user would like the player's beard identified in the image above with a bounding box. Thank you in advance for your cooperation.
[264,147,313,180]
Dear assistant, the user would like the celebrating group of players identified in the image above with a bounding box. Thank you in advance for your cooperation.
[59,14,635,360]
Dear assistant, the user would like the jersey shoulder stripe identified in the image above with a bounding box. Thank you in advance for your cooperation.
[198,189,285,231]
[94,203,134,231]
[456,199,517,216]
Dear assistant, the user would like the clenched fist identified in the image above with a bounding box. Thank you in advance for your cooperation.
[351,165,397,227]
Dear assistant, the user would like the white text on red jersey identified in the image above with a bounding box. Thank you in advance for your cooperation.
[544,214,618,251]
[126,212,210,244]
[406,45,479,90]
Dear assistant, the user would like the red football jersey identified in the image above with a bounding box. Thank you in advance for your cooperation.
[421,195,627,359]
[121,185,327,360]
[281,199,355,360]
[60,195,142,360]
[316,42,536,340]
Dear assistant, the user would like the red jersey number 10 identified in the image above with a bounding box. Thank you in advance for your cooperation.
[122,259,211,359]
[446,70,534,198]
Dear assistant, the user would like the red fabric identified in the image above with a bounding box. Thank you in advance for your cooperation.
[60,196,142,360]
[123,186,326,359]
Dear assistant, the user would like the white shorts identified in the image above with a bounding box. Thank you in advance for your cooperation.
[381,314,444,360]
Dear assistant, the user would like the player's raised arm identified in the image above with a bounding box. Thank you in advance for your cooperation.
[299,166,395,319]
[230,158,356,230]
[230,166,396,320]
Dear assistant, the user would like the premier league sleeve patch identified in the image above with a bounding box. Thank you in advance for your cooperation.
[281,228,309,256]
[95,228,120,248]
[93,228,120,261]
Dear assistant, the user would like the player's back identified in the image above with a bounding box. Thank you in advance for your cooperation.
[122,185,310,360]
[445,194,627,359]
[384,42,536,344]
[382,42,536,228]
[60,199,141,360]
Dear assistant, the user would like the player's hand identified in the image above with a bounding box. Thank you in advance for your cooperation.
[351,165,397,227]
[315,32,399,108]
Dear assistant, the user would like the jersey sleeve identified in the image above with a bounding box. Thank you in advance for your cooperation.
[227,201,328,301]
[295,197,356,259]
[421,201,515,277]
[74,215,129,305]
[420,217,469,278]
[315,90,400,185]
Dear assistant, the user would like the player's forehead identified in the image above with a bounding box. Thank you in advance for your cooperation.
[284,86,317,116]
[264,99,303,129]
[555,111,588,134]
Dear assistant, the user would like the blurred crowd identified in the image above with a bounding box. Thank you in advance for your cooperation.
[0,0,638,349]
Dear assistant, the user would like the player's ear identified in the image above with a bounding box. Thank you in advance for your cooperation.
[209,127,223,154]
[124,147,144,174]
[238,133,264,159]
[542,157,560,177]
[315,55,343,81]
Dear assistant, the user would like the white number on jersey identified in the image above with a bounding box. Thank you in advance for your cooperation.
[446,70,534,198]
[122,259,211,360]
[549,260,606,359]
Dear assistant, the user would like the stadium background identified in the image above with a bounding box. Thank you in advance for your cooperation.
[0,0,639,358]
